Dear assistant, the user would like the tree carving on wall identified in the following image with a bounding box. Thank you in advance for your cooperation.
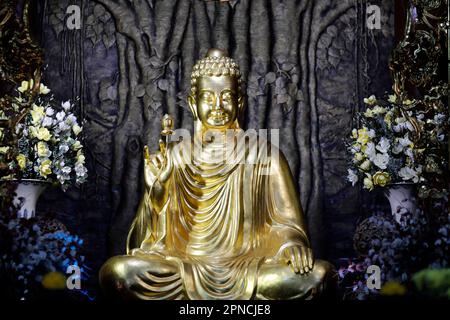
[39,0,395,261]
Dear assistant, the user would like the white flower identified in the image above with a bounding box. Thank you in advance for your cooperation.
[393,135,413,155]
[393,124,403,133]
[62,166,72,175]
[433,113,446,125]
[399,166,419,183]
[42,116,53,127]
[65,114,77,126]
[405,121,415,132]
[368,129,376,138]
[56,111,66,122]
[56,160,66,168]
[350,144,360,154]
[15,123,23,135]
[58,121,70,132]
[376,137,390,154]
[364,142,377,161]
[404,148,414,161]
[62,101,72,111]
[373,153,389,170]
[347,169,359,186]
[45,107,54,116]
[59,144,69,154]
[75,163,88,177]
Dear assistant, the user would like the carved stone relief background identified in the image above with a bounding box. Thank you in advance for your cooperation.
[35,0,395,276]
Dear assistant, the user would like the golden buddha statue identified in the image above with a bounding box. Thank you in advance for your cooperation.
[99,48,335,300]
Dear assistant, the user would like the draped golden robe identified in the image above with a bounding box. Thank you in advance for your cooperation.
[102,133,332,300]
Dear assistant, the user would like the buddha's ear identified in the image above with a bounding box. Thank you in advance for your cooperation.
[188,94,198,120]
[238,95,245,117]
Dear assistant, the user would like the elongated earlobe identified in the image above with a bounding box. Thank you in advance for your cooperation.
[238,95,245,118]
[188,94,198,120]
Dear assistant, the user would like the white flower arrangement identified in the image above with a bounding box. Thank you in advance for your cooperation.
[10,80,88,191]
[346,94,427,191]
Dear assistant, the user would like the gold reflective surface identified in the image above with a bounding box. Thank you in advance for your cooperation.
[100,49,335,300]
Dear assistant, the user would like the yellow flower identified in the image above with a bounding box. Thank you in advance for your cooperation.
[388,94,397,103]
[354,153,364,163]
[384,111,392,127]
[37,141,50,158]
[372,106,386,115]
[404,99,413,106]
[363,95,377,105]
[16,154,27,170]
[39,83,50,95]
[363,174,374,191]
[17,79,50,95]
[357,127,371,145]
[77,153,85,165]
[373,171,391,187]
[30,104,45,125]
[72,141,82,150]
[380,281,407,296]
[0,146,9,154]
[39,159,52,178]
[72,124,82,136]
[359,159,371,171]
[364,109,374,118]
[351,129,358,139]
[41,271,66,290]
[31,127,52,141]
[18,80,34,93]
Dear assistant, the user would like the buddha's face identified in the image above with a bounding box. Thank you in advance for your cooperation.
[194,76,240,130]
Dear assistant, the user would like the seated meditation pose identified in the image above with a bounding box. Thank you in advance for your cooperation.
[100,49,335,300]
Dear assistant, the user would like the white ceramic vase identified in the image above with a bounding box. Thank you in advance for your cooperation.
[12,179,49,219]
[383,183,417,225]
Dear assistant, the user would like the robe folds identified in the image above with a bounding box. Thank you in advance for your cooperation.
[126,133,310,300]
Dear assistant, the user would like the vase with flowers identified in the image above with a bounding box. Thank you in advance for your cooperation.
[346,94,441,224]
[1,79,88,218]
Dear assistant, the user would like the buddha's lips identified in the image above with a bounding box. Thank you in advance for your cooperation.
[208,111,229,122]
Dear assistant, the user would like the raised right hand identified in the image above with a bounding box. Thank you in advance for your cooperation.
[143,145,173,193]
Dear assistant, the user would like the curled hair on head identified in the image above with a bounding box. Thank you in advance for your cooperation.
[190,49,242,97]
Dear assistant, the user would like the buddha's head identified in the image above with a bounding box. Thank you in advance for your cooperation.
[188,48,244,131]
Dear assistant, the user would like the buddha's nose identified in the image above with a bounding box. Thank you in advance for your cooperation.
[213,95,222,111]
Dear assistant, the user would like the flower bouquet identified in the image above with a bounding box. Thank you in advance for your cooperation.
[6,79,88,191]
[346,94,431,191]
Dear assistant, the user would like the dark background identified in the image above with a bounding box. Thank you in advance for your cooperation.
[29,0,396,285]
